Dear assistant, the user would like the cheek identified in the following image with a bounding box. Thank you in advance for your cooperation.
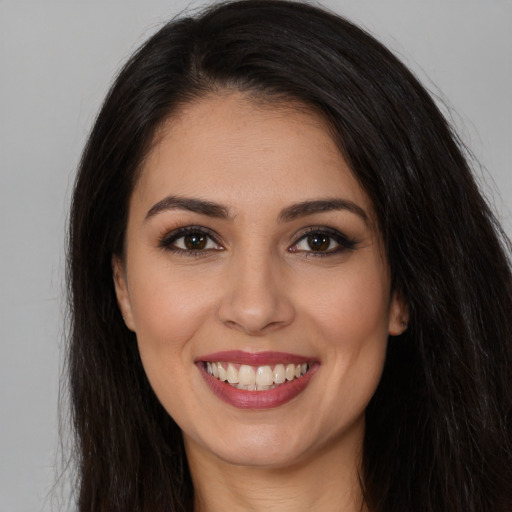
[298,263,391,344]
[129,248,212,327]
[127,276,212,422]
[313,285,389,385]
[297,264,390,407]
[128,268,215,369]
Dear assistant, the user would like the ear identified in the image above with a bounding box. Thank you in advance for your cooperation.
[112,255,136,331]
[388,291,409,336]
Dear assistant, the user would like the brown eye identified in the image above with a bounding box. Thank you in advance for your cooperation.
[307,234,331,251]
[184,233,207,250]
[289,228,356,256]
[162,228,223,253]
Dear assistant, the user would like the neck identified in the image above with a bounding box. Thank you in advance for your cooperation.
[185,420,367,512]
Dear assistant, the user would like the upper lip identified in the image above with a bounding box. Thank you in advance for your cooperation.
[196,350,317,366]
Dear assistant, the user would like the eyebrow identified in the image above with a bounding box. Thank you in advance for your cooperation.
[145,195,230,221]
[277,198,368,223]
[145,195,368,223]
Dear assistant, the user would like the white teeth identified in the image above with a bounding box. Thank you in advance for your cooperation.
[217,363,227,381]
[227,363,239,384]
[256,366,274,386]
[206,361,311,389]
[273,364,286,384]
[239,364,256,386]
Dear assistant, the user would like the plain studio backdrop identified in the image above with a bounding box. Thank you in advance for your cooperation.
[0,0,510,510]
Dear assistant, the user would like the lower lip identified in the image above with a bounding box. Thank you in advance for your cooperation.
[197,363,318,409]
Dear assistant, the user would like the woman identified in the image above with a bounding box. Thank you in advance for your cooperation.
[67,1,512,510]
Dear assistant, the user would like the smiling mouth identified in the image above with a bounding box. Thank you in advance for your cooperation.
[204,362,311,391]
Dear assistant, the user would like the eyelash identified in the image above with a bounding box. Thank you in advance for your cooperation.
[158,226,223,257]
[158,226,357,257]
[290,227,357,257]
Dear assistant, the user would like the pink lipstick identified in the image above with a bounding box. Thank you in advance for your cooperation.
[196,351,319,409]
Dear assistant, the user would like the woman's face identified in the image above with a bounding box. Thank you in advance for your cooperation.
[114,92,407,469]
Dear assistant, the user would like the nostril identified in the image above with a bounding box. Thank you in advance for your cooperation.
[217,270,296,334]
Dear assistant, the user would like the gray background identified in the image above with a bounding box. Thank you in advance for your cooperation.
[1,1,510,510]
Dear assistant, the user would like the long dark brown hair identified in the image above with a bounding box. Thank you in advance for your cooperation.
[67,1,512,510]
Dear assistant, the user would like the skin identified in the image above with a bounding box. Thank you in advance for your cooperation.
[113,92,407,512]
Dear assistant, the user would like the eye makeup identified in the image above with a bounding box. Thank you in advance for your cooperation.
[157,223,358,259]
[158,225,224,256]
[289,226,358,258]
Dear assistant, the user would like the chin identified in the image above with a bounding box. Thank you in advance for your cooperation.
[188,422,313,469]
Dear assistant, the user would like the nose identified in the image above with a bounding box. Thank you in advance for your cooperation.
[217,249,295,336]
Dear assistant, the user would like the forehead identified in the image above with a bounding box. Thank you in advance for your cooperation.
[134,92,372,220]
